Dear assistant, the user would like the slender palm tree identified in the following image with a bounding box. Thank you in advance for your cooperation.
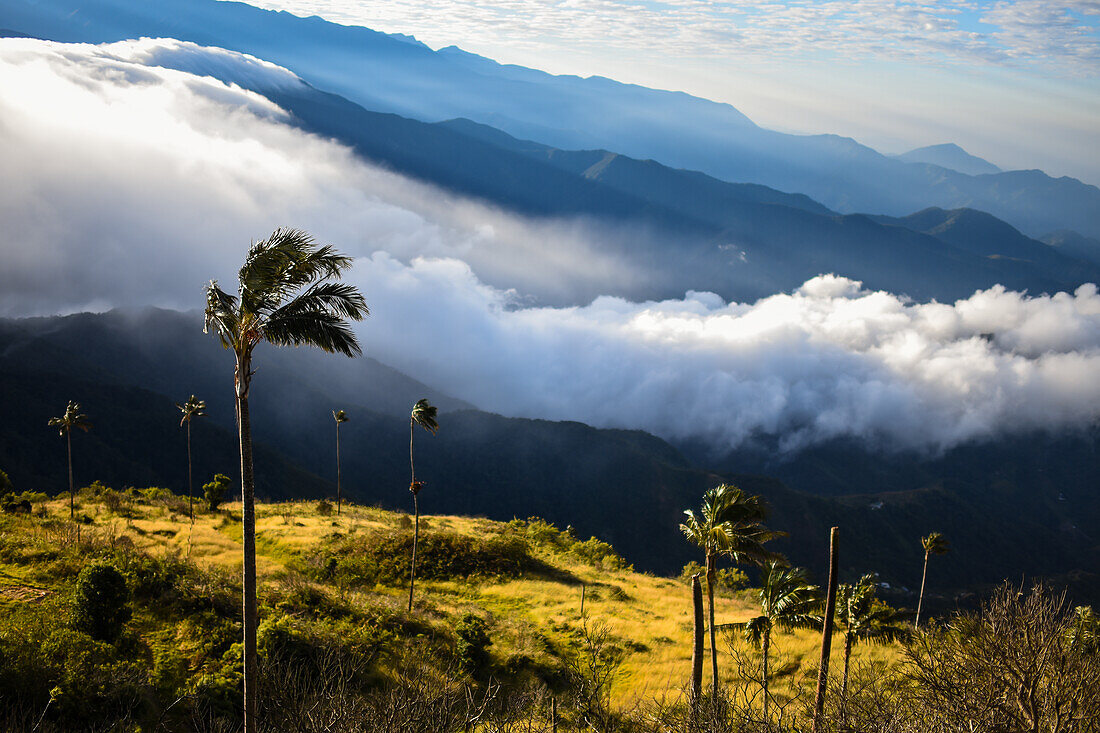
[835,574,909,699]
[177,395,206,520]
[681,484,782,703]
[48,401,91,520]
[333,409,349,515]
[730,561,821,718]
[407,398,438,612]
[204,227,368,733]
[914,532,949,627]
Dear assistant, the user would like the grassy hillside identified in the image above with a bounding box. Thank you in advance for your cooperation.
[0,487,899,731]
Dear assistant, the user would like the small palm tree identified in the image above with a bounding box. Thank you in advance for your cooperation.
[333,409,349,515]
[177,395,206,520]
[48,401,91,519]
[915,532,949,627]
[407,398,438,613]
[204,227,368,733]
[730,561,821,718]
[835,574,909,699]
[680,484,782,702]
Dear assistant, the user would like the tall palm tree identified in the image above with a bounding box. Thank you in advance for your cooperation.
[407,398,438,612]
[680,484,782,703]
[204,227,368,733]
[914,532,949,627]
[835,574,909,699]
[333,409,348,515]
[48,401,91,520]
[177,395,206,520]
[730,561,821,719]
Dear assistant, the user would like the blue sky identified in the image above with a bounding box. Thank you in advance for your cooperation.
[239,0,1100,185]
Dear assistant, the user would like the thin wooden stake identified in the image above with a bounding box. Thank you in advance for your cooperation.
[813,526,840,732]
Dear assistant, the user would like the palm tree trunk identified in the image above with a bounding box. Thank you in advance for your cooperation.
[335,420,342,515]
[66,428,74,520]
[706,551,719,704]
[915,551,930,627]
[186,420,194,521]
[408,492,419,613]
[842,631,853,702]
[237,388,258,733]
[762,626,771,721]
[690,573,704,715]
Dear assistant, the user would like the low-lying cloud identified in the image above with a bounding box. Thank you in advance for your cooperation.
[357,256,1100,454]
[3,37,1099,456]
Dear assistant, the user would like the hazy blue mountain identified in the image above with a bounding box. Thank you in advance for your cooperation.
[1042,230,1100,268]
[4,0,1099,239]
[222,76,1100,303]
[2,309,1097,602]
[896,143,1001,176]
[871,207,1099,288]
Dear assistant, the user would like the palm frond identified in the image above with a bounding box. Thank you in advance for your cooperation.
[262,309,362,357]
[333,409,349,423]
[203,281,241,350]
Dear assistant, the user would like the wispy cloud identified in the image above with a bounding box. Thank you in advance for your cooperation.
[246,0,1100,74]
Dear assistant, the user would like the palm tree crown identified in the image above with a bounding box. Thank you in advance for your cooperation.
[333,409,348,424]
[680,485,782,566]
[177,395,206,426]
[48,401,91,436]
[204,227,368,397]
[922,532,949,557]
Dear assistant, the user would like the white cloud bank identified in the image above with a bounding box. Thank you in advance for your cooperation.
[2,37,1099,455]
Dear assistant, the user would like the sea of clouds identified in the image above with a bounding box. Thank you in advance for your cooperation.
[3,37,1099,455]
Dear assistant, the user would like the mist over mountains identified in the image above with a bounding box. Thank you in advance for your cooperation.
[0,4,1098,600]
[4,0,1100,240]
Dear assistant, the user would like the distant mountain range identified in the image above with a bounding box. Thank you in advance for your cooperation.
[4,0,1098,240]
[2,309,1097,604]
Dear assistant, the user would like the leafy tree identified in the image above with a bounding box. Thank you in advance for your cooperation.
[915,531,949,627]
[407,398,439,613]
[177,395,207,521]
[204,473,232,512]
[730,561,821,718]
[835,574,909,699]
[204,227,367,733]
[680,484,781,703]
[0,468,11,493]
[72,562,131,642]
[48,401,92,519]
[333,409,348,515]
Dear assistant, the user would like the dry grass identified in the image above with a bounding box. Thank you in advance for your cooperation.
[6,494,902,708]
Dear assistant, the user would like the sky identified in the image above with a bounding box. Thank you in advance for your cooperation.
[239,0,1100,185]
[4,38,1100,456]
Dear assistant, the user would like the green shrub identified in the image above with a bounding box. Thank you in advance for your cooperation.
[321,530,537,587]
[0,492,31,514]
[455,613,492,672]
[316,499,334,516]
[678,561,748,592]
[0,468,12,492]
[203,473,232,512]
[71,561,131,642]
